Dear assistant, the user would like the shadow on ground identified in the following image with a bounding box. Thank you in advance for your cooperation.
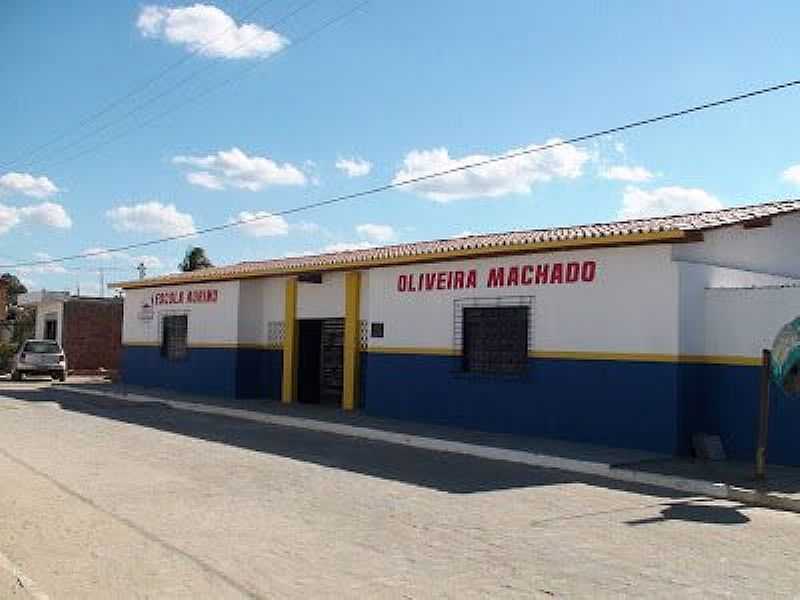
[0,385,727,509]
[625,499,751,526]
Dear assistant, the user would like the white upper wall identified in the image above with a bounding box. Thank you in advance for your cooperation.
[673,212,800,277]
[705,286,800,358]
[123,280,240,346]
[297,271,345,319]
[366,244,680,355]
[677,262,795,356]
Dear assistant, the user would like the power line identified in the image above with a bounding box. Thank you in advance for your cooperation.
[14,0,320,171]
[37,0,367,171]
[2,76,798,272]
[0,0,280,171]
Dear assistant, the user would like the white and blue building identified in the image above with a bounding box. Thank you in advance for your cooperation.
[115,200,800,465]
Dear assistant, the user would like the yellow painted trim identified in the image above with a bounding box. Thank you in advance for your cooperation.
[281,278,298,404]
[115,230,687,289]
[236,342,283,350]
[368,346,460,356]
[530,350,677,363]
[678,354,762,367]
[188,341,239,349]
[342,271,361,411]
[365,346,761,366]
[123,341,284,350]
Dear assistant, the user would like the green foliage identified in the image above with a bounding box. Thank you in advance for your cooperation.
[179,247,213,272]
[11,308,35,346]
[0,342,16,373]
[0,273,27,305]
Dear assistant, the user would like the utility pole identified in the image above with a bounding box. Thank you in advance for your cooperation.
[137,262,147,280]
[99,268,105,298]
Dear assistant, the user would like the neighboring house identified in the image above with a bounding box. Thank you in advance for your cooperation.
[17,292,123,373]
[113,200,800,465]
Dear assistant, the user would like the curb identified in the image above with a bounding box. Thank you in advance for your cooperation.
[59,386,800,513]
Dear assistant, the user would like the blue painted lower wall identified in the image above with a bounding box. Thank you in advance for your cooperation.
[122,346,282,400]
[680,363,800,466]
[361,353,682,455]
[122,346,800,465]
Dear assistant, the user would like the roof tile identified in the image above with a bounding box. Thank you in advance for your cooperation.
[115,199,800,288]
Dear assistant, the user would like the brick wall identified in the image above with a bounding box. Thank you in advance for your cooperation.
[62,299,123,372]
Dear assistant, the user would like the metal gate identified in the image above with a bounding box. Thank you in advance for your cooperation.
[320,319,344,400]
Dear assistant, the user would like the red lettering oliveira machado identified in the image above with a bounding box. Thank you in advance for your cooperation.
[396,261,596,292]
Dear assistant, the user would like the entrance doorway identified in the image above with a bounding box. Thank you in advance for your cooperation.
[297,319,344,405]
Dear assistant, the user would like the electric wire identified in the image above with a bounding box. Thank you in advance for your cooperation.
[0,0,281,171]
[2,76,798,272]
[36,1,367,171]
[14,0,320,171]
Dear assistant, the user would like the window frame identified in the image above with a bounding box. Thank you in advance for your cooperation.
[160,313,189,361]
[454,296,534,378]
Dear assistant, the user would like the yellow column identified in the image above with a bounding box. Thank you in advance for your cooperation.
[281,277,298,404]
[342,271,361,411]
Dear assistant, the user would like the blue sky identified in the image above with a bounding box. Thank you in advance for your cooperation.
[2,1,800,294]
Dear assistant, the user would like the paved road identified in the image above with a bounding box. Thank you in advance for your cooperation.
[0,380,799,598]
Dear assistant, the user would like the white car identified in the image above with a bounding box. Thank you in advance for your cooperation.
[11,339,67,382]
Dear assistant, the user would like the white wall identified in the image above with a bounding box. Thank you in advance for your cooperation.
[123,281,240,346]
[673,213,800,278]
[238,277,286,346]
[366,244,680,355]
[677,262,796,355]
[297,272,345,319]
[705,286,800,358]
[34,300,64,345]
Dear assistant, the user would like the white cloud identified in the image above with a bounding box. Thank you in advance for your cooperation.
[106,201,196,237]
[392,139,589,202]
[81,247,164,271]
[286,241,375,258]
[336,157,372,178]
[18,202,72,228]
[174,147,307,192]
[137,4,288,59]
[601,165,654,183]
[356,223,395,243]
[0,205,21,234]
[0,201,72,234]
[320,241,375,253]
[618,186,723,220]
[781,165,800,185]
[186,171,224,190]
[234,211,289,237]
[0,172,59,198]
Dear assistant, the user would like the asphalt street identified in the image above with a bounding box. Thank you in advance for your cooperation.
[0,380,799,598]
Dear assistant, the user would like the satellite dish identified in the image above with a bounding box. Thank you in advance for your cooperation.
[771,317,800,395]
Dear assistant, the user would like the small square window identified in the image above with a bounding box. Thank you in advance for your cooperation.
[371,322,384,338]
[161,315,188,360]
[462,306,528,374]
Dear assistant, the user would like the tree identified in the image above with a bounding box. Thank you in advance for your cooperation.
[179,247,213,272]
[0,273,27,305]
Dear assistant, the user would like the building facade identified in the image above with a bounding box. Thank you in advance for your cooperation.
[18,292,124,373]
[115,201,800,465]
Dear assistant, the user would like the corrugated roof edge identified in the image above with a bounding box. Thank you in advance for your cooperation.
[112,199,800,289]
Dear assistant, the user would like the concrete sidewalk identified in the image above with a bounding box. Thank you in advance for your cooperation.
[59,380,800,514]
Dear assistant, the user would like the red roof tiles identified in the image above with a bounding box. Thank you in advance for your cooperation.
[114,199,800,289]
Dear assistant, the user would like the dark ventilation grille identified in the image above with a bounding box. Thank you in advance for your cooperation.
[161,315,188,360]
[462,306,528,374]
